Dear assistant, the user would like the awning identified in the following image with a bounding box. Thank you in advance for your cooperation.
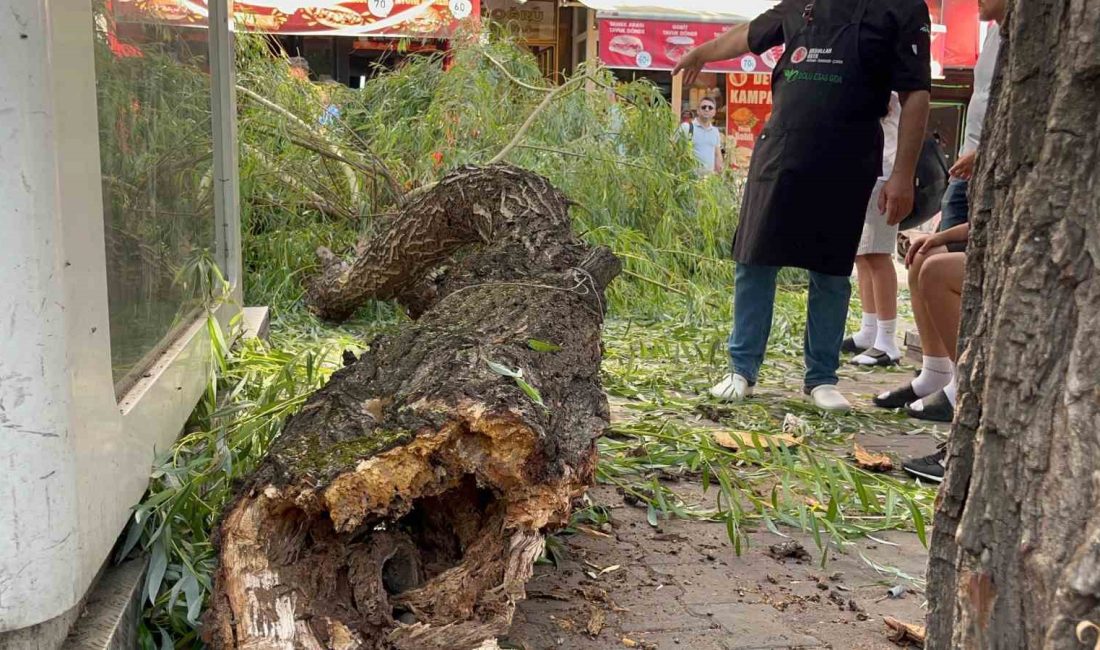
[113,0,479,37]
[577,0,778,22]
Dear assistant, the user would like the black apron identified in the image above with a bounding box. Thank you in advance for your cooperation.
[734,0,886,277]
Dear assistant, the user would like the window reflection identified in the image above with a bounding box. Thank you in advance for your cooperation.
[93,1,216,393]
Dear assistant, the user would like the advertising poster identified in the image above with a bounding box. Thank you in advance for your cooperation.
[598,18,778,73]
[725,71,774,170]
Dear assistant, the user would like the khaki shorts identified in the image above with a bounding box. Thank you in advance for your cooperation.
[857,180,898,256]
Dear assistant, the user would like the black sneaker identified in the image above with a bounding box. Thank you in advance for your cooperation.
[903,446,946,483]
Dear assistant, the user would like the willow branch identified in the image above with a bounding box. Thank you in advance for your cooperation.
[482,52,553,92]
[488,77,586,166]
[237,84,362,205]
[515,144,657,172]
[242,142,356,220]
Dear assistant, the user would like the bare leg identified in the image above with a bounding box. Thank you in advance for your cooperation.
[855,256,876,314]
[919,253,966,362]
[908,245,950,358]
[873,244,955,404]
[863,254,896,320]
[908,252,967,413]
[848,256,878,350]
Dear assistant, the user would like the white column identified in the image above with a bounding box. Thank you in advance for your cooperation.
[0,0,81,630]
[0,0,242,634]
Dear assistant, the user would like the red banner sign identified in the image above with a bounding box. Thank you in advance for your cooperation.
[598,18,779,73]
[725,71,774,170]
[115,0,479,37]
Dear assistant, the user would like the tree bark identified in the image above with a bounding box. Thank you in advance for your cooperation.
[926,2,1100,648]
[203,166,620,649]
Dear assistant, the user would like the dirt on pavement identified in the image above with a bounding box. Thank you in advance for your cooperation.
[504,367,941,650]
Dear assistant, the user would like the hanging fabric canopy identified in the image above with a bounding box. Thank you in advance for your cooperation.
[112,0,478,37]
[576,0,778,21]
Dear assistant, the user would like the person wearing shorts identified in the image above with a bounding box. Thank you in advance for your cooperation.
[845,93,903,366]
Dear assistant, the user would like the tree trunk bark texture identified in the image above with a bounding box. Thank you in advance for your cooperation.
[926,2,1100,648]
[202,166,620,649]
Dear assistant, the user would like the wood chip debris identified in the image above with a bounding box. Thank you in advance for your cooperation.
[782,413,809,435]
[528,590,571,601]
[585,606,606,637]
[583,561,622,580]
[768,540,812,563]
[884,616,926,647]
[853,443,894,472]
[575,524,613,538]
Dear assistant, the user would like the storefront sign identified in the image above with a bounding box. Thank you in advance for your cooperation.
[598,18,777,73]
[725,71,774,170]
[483,0,556,43]
[115,0,479,37]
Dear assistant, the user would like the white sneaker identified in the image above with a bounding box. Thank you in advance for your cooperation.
[709,374,752,402]
[808,385,851,412]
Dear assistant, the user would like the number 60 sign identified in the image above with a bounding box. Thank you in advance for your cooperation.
[449,0,472,19]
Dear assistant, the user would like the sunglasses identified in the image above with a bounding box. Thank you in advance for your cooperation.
[700,105,715,110]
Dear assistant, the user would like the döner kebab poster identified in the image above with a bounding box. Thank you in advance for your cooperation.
[598,17,776,73]
[115,0,478,36]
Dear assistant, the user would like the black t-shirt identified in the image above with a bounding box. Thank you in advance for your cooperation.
[748,0,932,93]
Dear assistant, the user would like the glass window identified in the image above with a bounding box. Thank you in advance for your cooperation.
[92,3,216,393]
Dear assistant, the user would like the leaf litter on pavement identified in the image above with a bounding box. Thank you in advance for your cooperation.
[588,309,936,570]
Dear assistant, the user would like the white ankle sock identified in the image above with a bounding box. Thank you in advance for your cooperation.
[943,376,958,407]
[853,313,877,348]
[912,356,953,398]
[873,319,900,358]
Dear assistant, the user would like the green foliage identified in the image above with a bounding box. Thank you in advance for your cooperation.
[233,32,743,320]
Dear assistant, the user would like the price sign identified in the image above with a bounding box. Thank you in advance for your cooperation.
[367,0,393,18]
[449,0,472,19]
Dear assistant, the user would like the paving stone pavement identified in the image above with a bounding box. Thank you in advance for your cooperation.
[505,366,936,650]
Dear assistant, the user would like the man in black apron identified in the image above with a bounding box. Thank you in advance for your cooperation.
[673,0,931,411]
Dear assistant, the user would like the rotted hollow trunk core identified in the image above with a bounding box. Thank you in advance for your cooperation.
[203,166,620,649]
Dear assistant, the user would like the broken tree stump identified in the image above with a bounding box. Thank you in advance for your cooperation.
[203,165,620,649]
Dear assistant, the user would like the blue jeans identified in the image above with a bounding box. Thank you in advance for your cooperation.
[939,178,969,231]
[727,263,852,391]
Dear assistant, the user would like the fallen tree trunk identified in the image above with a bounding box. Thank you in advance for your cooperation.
[203,166,620,649]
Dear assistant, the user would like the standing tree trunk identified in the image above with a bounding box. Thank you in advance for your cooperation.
[202,166,620,649]
[926,2,1100,648]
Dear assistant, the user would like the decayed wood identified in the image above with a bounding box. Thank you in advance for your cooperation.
[203,166,620,649]
[926,2,1100,648]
